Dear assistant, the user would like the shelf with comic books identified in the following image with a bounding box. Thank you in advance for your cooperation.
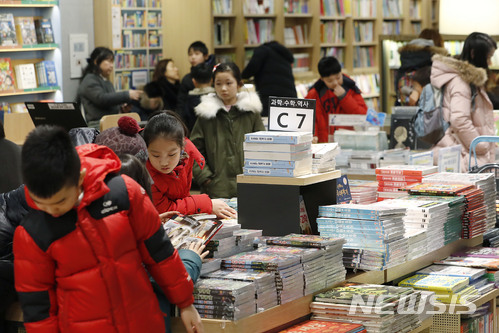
[0,1,62,108]
[93,0,163,91]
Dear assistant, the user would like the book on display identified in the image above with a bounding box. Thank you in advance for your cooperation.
[243,149,311,161]
[265,233,346,249]
[375,164,438,176]
[416,265,486,282]
[398,274,469,293]
[279,320,366,332]
[162,214,223,249]
[243,141,311,152]
[245,131,313,144]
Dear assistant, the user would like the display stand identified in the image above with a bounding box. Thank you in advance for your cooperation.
[237,170,341,235]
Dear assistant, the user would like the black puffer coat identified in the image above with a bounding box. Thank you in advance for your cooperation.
[242,41,297,116]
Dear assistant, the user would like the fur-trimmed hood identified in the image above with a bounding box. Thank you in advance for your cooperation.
[194,91,262,119]
[431,54,488,88]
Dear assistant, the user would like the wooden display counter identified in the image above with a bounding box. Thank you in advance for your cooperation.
[170,235,485,333]
[237,171,341,235]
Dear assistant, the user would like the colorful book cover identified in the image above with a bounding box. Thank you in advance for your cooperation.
[398,274,469,293]
[279,320,365,333]
[34,18,54,44]
[162,214,223,249]
[39,60,57,86]
[336,175,352,204]
[14,16,37,45]
[245,131,313,145]
[194,278,255,296]
[221,251,300,269]
[401,183,474,195]
[0,58,16,91]
[0,13,17,46]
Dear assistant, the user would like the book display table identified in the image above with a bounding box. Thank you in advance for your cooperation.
[236,170,341,235]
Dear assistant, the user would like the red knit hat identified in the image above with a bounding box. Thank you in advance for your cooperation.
[95,116,147,162]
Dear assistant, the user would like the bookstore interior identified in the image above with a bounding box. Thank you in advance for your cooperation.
[4,0,499,332]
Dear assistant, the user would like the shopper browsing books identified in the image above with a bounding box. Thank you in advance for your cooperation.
[14,125,203,333]
[305,56,368,143]
[191,62,266,198]
[151,58,181,111]
[77,47,142,127]
[430,32,497,172]
[144,111,236,218]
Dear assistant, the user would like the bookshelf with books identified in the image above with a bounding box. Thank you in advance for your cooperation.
[92,0,163,91]
[0,0,61,106]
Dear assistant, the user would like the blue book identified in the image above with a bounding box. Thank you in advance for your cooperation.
[40,60,57,87]
[243,166,311,177]
[245,131,313,145]
[244,157,312,169]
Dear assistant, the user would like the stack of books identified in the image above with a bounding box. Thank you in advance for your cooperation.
[404,195,465,246]
[317,204,408,271]
[311,142,338,173]
[266,234,346,288]
[279,320,367,332]
[310,283,422,332]
[483,228,499,247]
[375,198,449,252]
[375,165,437,201]
[200,258,222,275]
[202,269,278,312]
[348,179,378,204]
[398,273,479,304]
[461,303,494,332]
[256,246,327,295]
[243,131,313,177]
[205,221,242,258]
[423,172,496,231]
[233,229,261,253]
[192,278,256,320]
[221,251,303,305]
[416,264,493,296]
[404,230,427,261]
[402,183,486,239]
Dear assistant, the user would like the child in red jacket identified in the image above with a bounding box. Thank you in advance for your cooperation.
[306,56,368,143]
[14,125,203,333]
[143,111,236,218]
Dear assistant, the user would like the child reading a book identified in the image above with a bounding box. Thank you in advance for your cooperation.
[305,56,368,143]
[143,111,236,218]
[14,125,203,333]
[118,153,208,333]
[190,62,266,198]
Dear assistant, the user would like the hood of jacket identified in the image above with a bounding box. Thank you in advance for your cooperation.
[25,144,122,211]
[431,54,488,88]
[194,91,262,119]
[264,41,294,63]
[398,39,448,55]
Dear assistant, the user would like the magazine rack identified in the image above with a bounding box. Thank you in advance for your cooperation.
[236,170,341,235]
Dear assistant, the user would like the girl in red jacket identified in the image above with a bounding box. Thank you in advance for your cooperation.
[143,111,236,218]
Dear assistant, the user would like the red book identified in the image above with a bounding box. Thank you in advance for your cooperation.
[279,320,365,333]
[375,165,438,176]
[376,174,423,182]
[378,180,420,188]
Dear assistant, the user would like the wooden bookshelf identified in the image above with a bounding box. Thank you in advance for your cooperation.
[92,0,164,91]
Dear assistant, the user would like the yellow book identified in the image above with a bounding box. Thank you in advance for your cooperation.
[398,274,469,294]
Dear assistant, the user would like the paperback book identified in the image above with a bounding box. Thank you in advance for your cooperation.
[0,13,17,46]
[0,58,16,91]
[14,16,37,45]
[162,214,223,249]
[245,131,313,144]
[398,274,469,293]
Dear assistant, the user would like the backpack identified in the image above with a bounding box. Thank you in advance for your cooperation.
[411,83,448,146]
[412,83,477,146]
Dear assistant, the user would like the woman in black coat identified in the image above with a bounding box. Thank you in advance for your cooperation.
[242,41,297,116]
[151,59,181,111]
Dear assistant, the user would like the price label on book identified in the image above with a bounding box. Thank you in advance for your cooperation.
[438,145,462,173]
[268,96,315,133]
